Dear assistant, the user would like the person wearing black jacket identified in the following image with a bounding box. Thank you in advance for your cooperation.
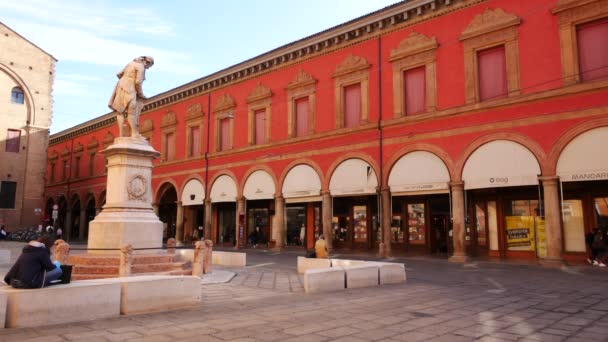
[4,236,62,288]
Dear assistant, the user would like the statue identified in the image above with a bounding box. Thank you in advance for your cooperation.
[108,56,154,138]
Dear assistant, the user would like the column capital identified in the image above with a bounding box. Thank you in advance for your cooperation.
[381,186,391,194]
[539,176,559,185]
[176,201,183,207]
[204,198,211,205]
[275,194,284,201]
[236,196,245,201]
[449,181,464,190]
[321,190,331,197]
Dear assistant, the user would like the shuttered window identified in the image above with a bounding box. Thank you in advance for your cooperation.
[344,83,361,128]
[577,18,608,82]
[295,97,309,137]
[190,126,201,156]
[220,118,231,151]
[404,66,426,115]
[254,109,266,144]
[477,46,508,101]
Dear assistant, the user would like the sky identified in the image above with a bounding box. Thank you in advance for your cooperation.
[0,0,402,134]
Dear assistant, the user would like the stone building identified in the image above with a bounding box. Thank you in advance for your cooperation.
[45,0,608,264]
[0,22,56,230]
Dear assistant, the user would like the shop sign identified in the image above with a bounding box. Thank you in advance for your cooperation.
[465,175,538,190]
[560,171,608,182]
[391,182,448,193]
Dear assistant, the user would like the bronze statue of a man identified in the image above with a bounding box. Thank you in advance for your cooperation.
[108,56,154,138]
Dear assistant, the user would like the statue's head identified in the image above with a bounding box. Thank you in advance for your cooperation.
[135,56,154,69]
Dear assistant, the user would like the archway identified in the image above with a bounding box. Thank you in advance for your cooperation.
[44,197,54,228]
[57,195,67,231]
[158,184,178,240]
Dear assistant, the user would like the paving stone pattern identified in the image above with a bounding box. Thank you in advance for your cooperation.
[0,244,608,341]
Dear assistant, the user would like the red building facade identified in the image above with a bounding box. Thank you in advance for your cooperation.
[45,0,608,263]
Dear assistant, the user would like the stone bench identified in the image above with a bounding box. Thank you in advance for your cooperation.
[176,250,247,267]
[82,275,201,315]
[301,258,406,293]
[0,281,121,328]
[297,256,331,274]
[303,267,345,293]
[0,250,10,264]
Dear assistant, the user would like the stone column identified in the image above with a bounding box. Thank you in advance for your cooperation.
[381,187,392,257]
[152,203,159,216]
[236,197,245,249]
[274,195,285,250]
[322,191,333,252]
[79,209,86,240]
[203,240,213,274]
[449,182,468,263]
[540,176,564,265]
[204,199,212,240]
[119,244,133,277]
[64,209,72,240]
[175,201,184,244]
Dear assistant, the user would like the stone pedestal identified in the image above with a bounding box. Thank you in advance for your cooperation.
[88,137,163,254]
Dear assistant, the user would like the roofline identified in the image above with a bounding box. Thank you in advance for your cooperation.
[50,0,485,144]
[0,21,58,62]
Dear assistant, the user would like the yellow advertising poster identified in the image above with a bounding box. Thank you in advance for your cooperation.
[505,216,535,251]
[505,216,546,255]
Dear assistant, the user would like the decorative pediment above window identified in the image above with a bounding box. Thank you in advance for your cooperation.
[61,147,70,157]
[49,151,58,160]
[246,82,272,103]
[186,103,204,121]
[213,93,236,113]
[73,142,84,153]
[333,55,370,78]
[161,111,177,128]
[140,119,154,133]
[460,8,521,41]
[389,31,438,61]
[287,70,317,90]
[552,0,597,14]
[87,137,99,150]
[102,132,115,146]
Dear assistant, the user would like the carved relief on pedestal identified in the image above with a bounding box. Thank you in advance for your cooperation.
[127,174,148,201]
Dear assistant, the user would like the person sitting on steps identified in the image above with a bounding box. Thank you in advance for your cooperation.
[4,236,63,288]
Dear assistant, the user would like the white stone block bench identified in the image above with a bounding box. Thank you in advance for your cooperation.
[301,258,406,293]
[82,275,201,315]
[0,250,11,264]
[0,281,121,328]
[176,250,247,267]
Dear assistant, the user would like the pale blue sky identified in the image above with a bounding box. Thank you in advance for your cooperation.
[0,0,402,134]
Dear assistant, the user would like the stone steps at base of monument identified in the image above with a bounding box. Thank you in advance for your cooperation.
[71,269,193,281]
[74,265,120,275]
[69,254,176,266]
[131,262,190,273]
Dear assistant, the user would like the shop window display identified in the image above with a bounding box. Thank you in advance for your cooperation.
[286,205,306,246]
[407,203,425,244]
[595,197,608,231]
[504,200,546,256]
[353,205,367,243]
[562,199,585,252]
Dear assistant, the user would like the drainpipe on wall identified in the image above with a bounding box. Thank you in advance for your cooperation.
[204,94,212,240]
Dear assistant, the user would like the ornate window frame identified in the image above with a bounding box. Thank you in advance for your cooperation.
[552,0,608,86]
[389,31,438,118]
[286,70,317,137]
[246,83,272,145]
[333,55,370,129]
[48,152,58,183]
[60,147,70,181]
[460,8,521,104]
[213,94,236,152]
[72,142,83,179]
[86,137,98,177]
[140,119,154,142]
[160,111,177,162]
[185,103,204,158]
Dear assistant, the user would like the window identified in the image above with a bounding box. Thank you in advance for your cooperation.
[404,67,426,115]
[50,161,56,183]
[189,126,201,156]
[88,153,95,176]
[460,8,521,104]
[220,117,231,151]
[5,129,20,153]
[344,83,361,128]
[477,46,508,101]
[74,156,81,178]
[577,18,608,82]
[0,181,17,209]
[333,55,370,129]
[254,109,266,144]
[11,87,24,104]
[295,97,309,137]
[62,160,69,181]
[390,32,438,118]
[164,132,175,161]
[287,70,317,138]
[553,1,608,85]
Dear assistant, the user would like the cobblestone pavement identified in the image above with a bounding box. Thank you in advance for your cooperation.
[0,243,608,341]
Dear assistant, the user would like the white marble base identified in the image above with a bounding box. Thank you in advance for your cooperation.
[87,137,163,254]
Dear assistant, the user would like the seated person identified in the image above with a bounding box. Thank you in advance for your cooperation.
[315,234,329,259]
[4,236,62,288]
